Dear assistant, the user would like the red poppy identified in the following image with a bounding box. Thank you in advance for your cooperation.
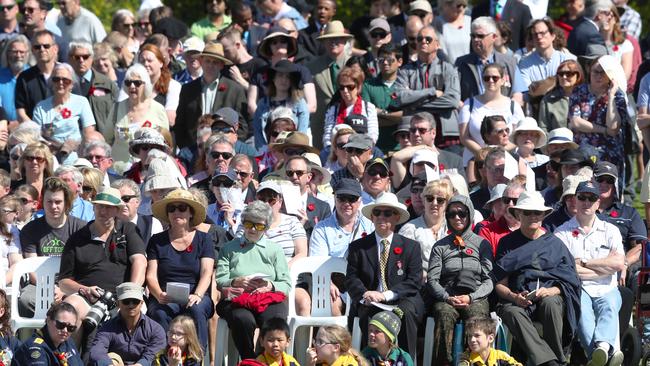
[439,163,445,171]
[108,242,116,252]
[466,248,474,255]
[60,107,71,119]
[186,244,193,253]
[88,86,96,96]
[405,198,412,206]
[393,247,403,255]
[307,203,315,211]
[572,229,579,238]
[613,45,619,52]
[390,92,397,100]
[142,120,152,128]
[610,211,619,218]
[218,83,227,92]
[361,232,367,237]
[368,67,376,75]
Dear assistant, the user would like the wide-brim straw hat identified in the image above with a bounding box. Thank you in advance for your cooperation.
[317,20,354,40]
[152,188,206,227]
[194,43,233,65]
[507,190,552,218]
[270,131,319,154]
[258,26,298,59]
[361,192,410,225]
[510,117,547,149]
[91,187,125,207]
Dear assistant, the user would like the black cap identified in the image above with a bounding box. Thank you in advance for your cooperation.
[333,178,362,198]
[593,161,618,179]
[152,17,189,41]
[211,169,237,186]
[345,114,368,134]
[559,149,591,166]
[212,107,239,128]
[575,181,600,196]
[411,172,427,188]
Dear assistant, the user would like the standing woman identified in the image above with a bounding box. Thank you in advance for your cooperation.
[568,55,627,186]
[111,64,168,164]
[139,44,181,126]
[112,9,140,55]
[538,60,584,133]
[147,189,214,352]
[599,5,633,82]
[433,0,471,64]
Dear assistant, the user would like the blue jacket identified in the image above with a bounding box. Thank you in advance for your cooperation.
[11,327,82,366]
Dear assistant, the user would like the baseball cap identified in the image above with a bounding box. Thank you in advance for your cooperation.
[343,134,374,150]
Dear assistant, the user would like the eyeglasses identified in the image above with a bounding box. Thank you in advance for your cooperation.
[425,196,447,204]
[20,5,38,14]
[32,43,52,50]
[336,195,358,204]
[339,84,356,91]
[416,35,434,44]
[243,221,267,231]
[285,170,307,178]
[531,30,549,37]
[54,319,77,333]
[212,126,235,134]
[501,196,517,205]
[521,210,545,216]
[213,179,234,188]
[313,338,333,347]
[166,203,189,213]
[366,167,388,178]
[470,33,491,39]
[407,36,417,43]
[122,23,135,28]
[167,330,186,338]
[377,57,396,64]
[9,154,19,161]
[345,147,366,155]
[446,210,468,219]
[576,194,599,203]
[597,10,612,17]
[72,54,91,61]
[210,151,233,160]
[124,79,144,87]
[483,75,501,83]
[492,127,510,135]
[234,170,251,179]
[0,4,15,11]
[257,195,278,205]
[410,186,424,194]
[51,76,72,86]
[121,298,141,306]
[85,154,107,162]
[558,71,578,78]
[370,31,387,39]
[596,176,615,185]
[121,195,138,203]
[0,208,16,214]
[409,127,430,134]
[283,148,306,156]
[82,186,94,193]
[372,208,397,218]
[24,155,45,163]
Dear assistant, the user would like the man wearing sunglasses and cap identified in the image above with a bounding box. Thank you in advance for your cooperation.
[346,192,424,360]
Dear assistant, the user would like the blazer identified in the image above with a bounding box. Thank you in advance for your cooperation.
[345,232,423,303]
[87,70,118,140]
[471,0,532,51]
[567,17,605,57]
[307,54,344,149]
[174,76,248,149]
[305,194,331,237]
[455,51,519,101]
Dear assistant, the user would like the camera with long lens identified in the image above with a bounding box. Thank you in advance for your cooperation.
[82,288,116,331]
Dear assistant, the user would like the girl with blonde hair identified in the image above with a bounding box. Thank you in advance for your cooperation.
[307,325,369,366]
[153,315,203,365]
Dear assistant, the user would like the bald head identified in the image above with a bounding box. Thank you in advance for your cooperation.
[406,15,424,34]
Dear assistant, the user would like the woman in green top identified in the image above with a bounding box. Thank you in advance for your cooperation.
[215,200,291,359]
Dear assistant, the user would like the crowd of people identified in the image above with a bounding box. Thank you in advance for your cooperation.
[0,0,645,365]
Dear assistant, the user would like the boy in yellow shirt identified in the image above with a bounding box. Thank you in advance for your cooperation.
[459,317,522,366]
[255,318,300,366]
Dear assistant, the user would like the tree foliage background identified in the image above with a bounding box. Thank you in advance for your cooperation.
[82,0,648,39]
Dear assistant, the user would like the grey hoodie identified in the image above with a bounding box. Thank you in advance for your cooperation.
[426,195,494,302]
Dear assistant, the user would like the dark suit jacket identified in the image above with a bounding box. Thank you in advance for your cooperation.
[345,232,423,303]
[86,70,118,140]
[304,194,331,237]
[567,17,606,57]
[15,65,47,119]
[471,0,532,51]
[298,21,324,60]
[174,76,248,149]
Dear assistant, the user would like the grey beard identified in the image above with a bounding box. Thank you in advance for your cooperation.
[10,60,24,73]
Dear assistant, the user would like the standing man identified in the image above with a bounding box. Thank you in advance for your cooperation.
[298,0,335,57]
[191,0,232,41]
[614,0,641,40]
[15,29,57,121]
[471,0,532,51]
[345,192,424,359]
[0,0,20,43]
[68,41,118,139]
[394,26,462,154]
[55,0,106,59]
[255,0,307,30]
[0,35,29,125]
[20,0,59,40]
[218,27,264,91]
[566,0,608,57]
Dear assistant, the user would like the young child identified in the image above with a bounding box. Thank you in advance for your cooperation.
[153,315,203,366]
[0,289,21,364]
[252,317,300,366]
[361,310,413,366]
[459,317,522,366]
[307,325,369,366]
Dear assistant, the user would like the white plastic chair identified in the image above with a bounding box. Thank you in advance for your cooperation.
[10,256,60,332]
[287,256,350,355]
[214,317,240,366]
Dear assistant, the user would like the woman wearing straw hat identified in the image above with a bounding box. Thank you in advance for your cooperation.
[511,117,549,189]
[146,188,214,352]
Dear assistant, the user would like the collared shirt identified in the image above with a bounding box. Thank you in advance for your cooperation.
[460,348,523,366]
[0,23,20,44]
[619,4,642,40]
[89,313,167,366]
[362,346,414,366]
[598,201,647,251]
[519,49,576,87]
[374,232,396,300]
[471,52,526,94]
[555,216,623,297]
[310,212,375,258]
[201,77,219,115]
[70,196,95,222]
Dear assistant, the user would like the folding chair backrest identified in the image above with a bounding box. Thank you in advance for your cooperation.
[288,256,348,318]
[10,256,61,330]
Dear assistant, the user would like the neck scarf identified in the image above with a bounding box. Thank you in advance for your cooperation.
[336,96,363,125]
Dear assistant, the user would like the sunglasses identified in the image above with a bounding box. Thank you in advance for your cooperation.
[166,203,189,213]
[425,196,447,204]
[416,36,434,44]
[501,196,517,205]
[210,151,233,160]
[20,5,38,14]
[409,127,429,134]
[521,210,545,216]
[24,155,45,163]
[410,186,424,194]
[286,170,307,178]
[54,319,77,333]
[483,75,501,83]
[366,167,388,178]
[122,23,135,28]
[270,38,288,45]
[372,208,397,218]
[72,54,91,61]
[212,126,235,134]
[243,220,267,231]
[33,43,53,50]
[9,154,19,161]
[124,79,144,87]
[51,76,72,86]
[121,195,138,203]
[213,179,234,188]
[596,176,615,185]
[121,298,141,306]
[377,57,396,64]
[234,170,250,179]
[470,33,491,39]
[576,194,598,203]
[340,84,356,91]
[138,21,150,28]
[283,148,306,156]
[257,195,278,205]
[135,145,156,154]
[82,186,94,193]
[0,4,15,11]
[345,147,366,155]
[370,31,387,39]
[336,194,358,204]
[558,71,578,78]
[446,210,468,219]
[335,142,347,150]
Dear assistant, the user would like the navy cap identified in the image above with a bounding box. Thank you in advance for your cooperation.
[344,114,368,134]
[593,161,618,179]
[212,107,239,128]
[559,149,591,166]
[575,181,600,196]
[333,178,362,198]
[211,169,237,186]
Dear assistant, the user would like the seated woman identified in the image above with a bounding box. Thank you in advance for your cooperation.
[146,189,214,351]
[216,200,291,359]
[427,195,493,365]
[207,169,244,237]
[12,143,55,200]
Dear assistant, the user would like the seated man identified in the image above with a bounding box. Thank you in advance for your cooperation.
[493,191,581,366]
[555,182,625,366]
[345,192,424,360]
[89,282,167,366]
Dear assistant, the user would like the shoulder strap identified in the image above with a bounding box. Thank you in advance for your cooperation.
[469,97,475,113]
[510,99,515,115]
